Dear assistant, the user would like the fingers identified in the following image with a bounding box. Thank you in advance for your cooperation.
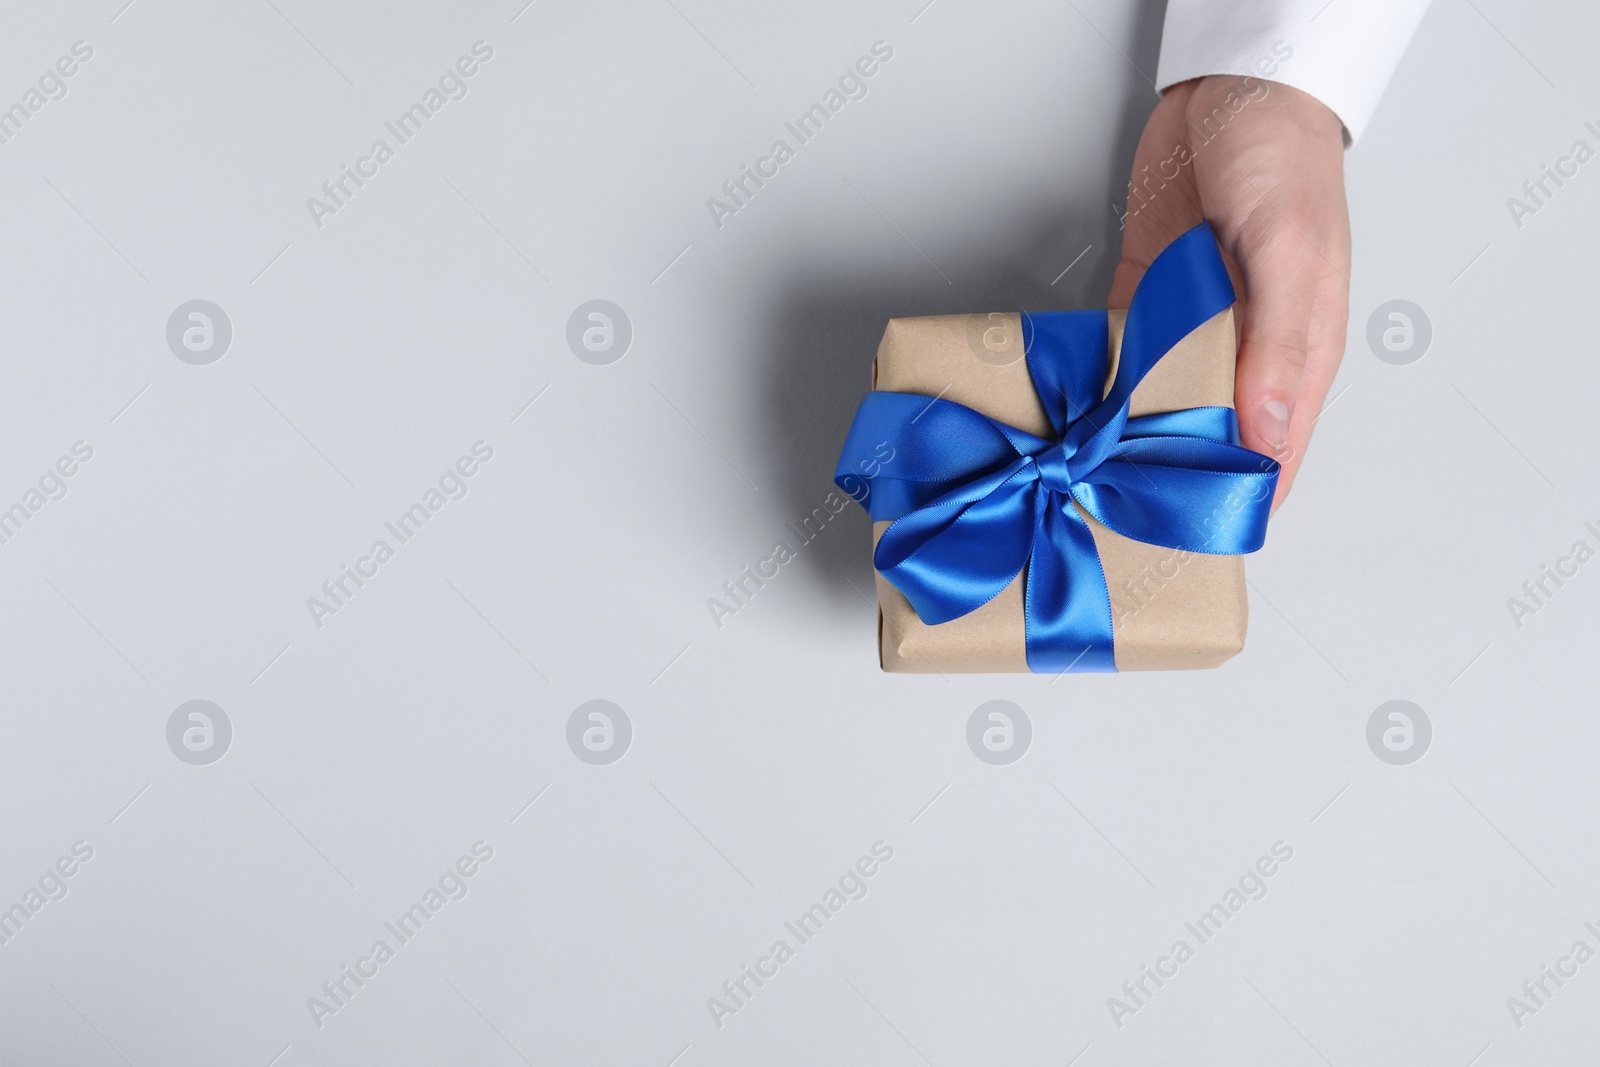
[1277,256,1350,506]
[1226,197,1349,507]
[1186,80,1349,508]
[1231,203,1316,453]
[1108,76,1350,511]
[1108,85,1202,310]
[1105,257,1144,312]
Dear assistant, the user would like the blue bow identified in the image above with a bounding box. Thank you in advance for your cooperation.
[834,222,1279,672]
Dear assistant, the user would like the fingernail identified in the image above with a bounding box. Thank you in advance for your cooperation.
[1255,399,1291,452]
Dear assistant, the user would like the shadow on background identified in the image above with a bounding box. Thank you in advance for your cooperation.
[757,0,1167,610]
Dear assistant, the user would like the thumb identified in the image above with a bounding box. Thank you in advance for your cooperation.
[1229,211,1326,462]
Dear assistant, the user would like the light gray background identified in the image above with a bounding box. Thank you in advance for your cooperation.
[0,0,1594,1064]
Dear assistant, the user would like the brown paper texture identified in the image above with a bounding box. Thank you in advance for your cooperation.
[868,308,1250,673]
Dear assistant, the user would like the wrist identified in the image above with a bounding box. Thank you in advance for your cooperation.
[1179,75,1346,150]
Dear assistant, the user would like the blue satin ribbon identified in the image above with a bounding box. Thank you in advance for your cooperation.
[834,222,1279,672]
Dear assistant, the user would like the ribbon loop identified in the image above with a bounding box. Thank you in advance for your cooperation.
[835,222,1278,673]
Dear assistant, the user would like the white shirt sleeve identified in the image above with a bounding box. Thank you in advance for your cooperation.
[1155,0,1432,144]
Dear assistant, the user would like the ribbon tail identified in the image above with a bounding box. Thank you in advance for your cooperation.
[1055,222,1238,471]
[1023,487,1117,673]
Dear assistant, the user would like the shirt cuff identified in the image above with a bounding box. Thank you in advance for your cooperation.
[1154,0,1432,145]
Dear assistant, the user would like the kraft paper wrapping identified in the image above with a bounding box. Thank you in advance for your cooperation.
[870,308,1249,673]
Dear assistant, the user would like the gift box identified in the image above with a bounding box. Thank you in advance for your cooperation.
[834,223,1278,674]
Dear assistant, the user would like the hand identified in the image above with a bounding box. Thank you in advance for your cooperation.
[1108,75,1350,510]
